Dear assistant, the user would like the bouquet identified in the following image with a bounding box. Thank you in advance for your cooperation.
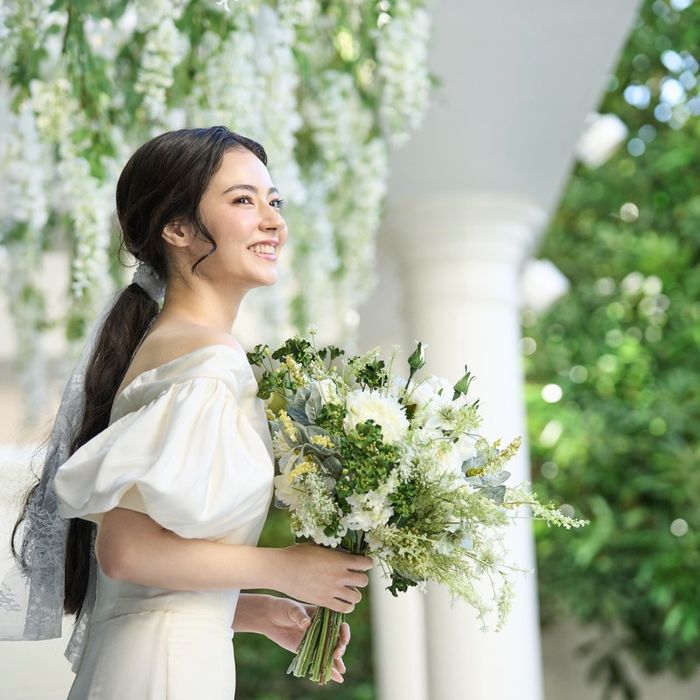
[247,330,586,684]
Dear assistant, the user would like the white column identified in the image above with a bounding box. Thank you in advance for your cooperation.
[388,191,547,700]
[370,576,429,700]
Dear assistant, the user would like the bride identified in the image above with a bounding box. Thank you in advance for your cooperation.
[4,126,372,698]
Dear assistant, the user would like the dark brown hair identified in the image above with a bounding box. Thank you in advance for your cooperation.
[11,126,267,617]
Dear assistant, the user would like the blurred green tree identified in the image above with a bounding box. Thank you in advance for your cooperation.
[528,1,700,698]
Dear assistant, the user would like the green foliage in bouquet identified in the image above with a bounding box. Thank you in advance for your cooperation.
[249,330,586,684]
[527,1,700,697]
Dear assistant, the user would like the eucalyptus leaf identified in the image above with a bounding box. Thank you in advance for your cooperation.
[481,470,511,487]
[479,485,506,504]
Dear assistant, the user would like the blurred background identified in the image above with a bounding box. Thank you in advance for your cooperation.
[1,0,699,698]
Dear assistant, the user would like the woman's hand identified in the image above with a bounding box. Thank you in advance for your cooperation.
[273,543,372,614]
[243,595,350,683]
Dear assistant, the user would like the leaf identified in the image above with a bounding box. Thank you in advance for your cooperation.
[479,485,506,504]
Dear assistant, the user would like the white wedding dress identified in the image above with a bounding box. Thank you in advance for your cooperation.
[53,344,274,699]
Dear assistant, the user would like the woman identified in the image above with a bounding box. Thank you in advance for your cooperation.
[9,126,372,698]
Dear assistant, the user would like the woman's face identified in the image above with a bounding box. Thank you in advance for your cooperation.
[192,147,288,290]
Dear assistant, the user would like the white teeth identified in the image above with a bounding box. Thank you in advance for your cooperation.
[249,244,276,255]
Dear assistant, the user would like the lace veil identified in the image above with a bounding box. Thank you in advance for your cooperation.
[0,262,165,672]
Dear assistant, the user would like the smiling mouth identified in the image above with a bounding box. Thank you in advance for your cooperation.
[248,243,278,260]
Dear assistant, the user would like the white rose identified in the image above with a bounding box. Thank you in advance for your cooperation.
[387,374,408,400]
[432,442,464,477]
[343,389,409,444]
[454,435,478,462]
[407,375,454,414]
[273,472,301,508]
[407,379,434,409]
[425,375,454,397]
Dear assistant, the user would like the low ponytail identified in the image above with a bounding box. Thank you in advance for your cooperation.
[63,282,160,615]
[9,282,161,615]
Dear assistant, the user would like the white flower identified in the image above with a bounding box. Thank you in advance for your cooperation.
[454,435,478,462]
[408,375,454,410]
[305,377,342,422]
[343,388,409,444]
[274,471,302,508]
[374,0,432,146]
[2,98,50,231]
[386,374,407,400]
[135,18,190,123]
[312,378,341,405]
[432,442,464,477]
[304,526,344,548]
[341,480,396,532]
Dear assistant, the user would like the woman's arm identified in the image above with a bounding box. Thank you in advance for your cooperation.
[233,593,275,633]
[95,507,371,613]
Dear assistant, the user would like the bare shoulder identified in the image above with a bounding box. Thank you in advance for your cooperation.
[171,326,245,355]
[147,322,245,357]
[117,322,246,396]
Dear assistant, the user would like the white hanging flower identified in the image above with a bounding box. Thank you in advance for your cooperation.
[187,26,263,136]
[1,98,50,231]
[375,0,432,146]
[135,18,189,123]
[282,169,339,327]
[253,6,305,204]
[29,78,77,145]
[277,0,320,26]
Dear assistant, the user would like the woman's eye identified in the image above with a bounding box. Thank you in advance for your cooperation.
[233,196,287,210]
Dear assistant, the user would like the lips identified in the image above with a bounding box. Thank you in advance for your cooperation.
[248,244,278,260]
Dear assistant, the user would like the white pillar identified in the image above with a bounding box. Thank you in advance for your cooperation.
[388,191,547,700]
[370,575,429,700]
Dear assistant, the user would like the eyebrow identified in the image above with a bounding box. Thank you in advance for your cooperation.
[222,184,280,196]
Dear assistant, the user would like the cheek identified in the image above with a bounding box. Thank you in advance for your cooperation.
[279,223,290,248]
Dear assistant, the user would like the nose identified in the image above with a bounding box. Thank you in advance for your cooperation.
[261,203,286,230]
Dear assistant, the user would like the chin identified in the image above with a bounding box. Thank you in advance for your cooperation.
[253,273,279,287]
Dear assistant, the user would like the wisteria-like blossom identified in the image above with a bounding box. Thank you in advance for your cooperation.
[375,0,433,146]
[1,0,435,421]
[135,18,190,124]
[2,99,50,232]
[252,5,305,204]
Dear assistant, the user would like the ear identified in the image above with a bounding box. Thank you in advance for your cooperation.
[161,219,193,248]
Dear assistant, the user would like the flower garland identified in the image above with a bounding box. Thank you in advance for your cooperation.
[0,0,435,422]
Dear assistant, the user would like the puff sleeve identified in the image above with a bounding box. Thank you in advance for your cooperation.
[53,376,274,540]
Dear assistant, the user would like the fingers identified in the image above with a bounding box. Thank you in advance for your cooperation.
[330,597,355,614]
[347,554,373,572]
[332,622,350,683]
[345,586,362,604]
[350,571,369,588]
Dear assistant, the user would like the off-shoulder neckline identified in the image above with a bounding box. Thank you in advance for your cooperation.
[113,343,249,407]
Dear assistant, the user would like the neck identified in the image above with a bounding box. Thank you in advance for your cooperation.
[157,276,248,333]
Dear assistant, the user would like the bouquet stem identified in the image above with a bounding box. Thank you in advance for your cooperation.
[287,606,345,684]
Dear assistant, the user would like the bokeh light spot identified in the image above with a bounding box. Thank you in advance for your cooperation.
[542,384,563,403]
[670,519,689,537]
